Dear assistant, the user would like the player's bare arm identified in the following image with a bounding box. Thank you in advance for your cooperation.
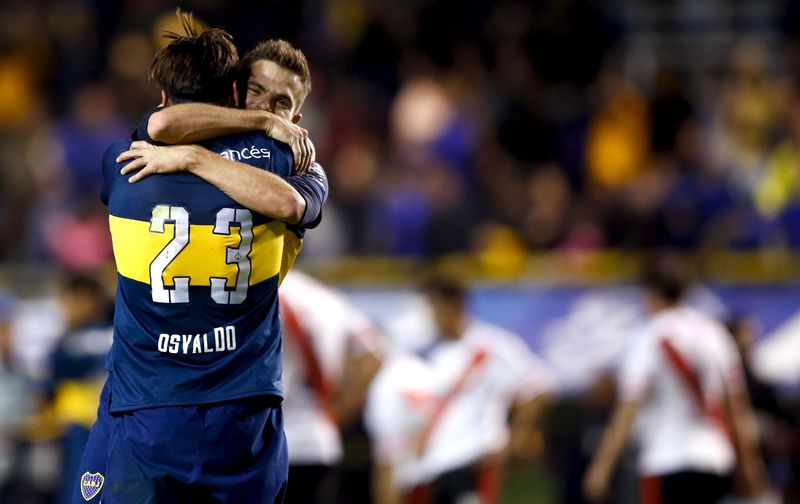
[330,349,383,427]
[508,393,551,460]
[147,103,315,173]
[583,399,641,502]
[725,378,769,497]
[372,463,401,504]
[117,141,307,224]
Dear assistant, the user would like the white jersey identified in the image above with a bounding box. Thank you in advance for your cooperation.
[418,319,558,480]
[363,352,436,489]
[619,306,743,476]
[280,271,381,465]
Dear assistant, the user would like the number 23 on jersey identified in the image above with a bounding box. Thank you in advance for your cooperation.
[149,205,253,305]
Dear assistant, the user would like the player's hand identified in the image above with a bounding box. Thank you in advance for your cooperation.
[582,461,611,502]
[263,116,315,174]
[117,141,197,183]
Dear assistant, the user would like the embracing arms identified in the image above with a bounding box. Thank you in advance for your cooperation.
[144,103,315,173]
[117,142,326,226]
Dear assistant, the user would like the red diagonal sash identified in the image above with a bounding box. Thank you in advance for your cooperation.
[660,337,733,443]
[281,297,333,416]
[417,348,489,455]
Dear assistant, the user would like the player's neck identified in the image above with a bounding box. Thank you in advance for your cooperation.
[648,297,680,315]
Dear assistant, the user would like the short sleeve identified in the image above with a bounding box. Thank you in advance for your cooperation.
[345,307,384,358]
[285,162,329,229]
[714,327,746,394]
[618,331,658,401]
[100,141,130,205]
[489,332,558,401]
[131,107,165,144]
[364,355,434,465]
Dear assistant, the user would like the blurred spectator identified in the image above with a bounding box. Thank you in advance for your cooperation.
[585,56,650,191]
[0,1,796,259]
[21,82,120,267]
[715,40,782,201]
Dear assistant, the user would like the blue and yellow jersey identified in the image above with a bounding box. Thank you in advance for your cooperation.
[47,324,112,428]
[102,115,326,412]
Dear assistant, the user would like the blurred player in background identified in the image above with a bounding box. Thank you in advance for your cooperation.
[583,257,768,503]
[363,350,436,504]
[727,314,799,503]
[407,273,557,504]
[0,293,31,502]
[279,270,383,504]
[41,273,111,504]
[76,12,326,504]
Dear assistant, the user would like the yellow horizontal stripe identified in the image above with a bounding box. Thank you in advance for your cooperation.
[53,380,104,428]
[279,230,303,285]
[110,215,285,287]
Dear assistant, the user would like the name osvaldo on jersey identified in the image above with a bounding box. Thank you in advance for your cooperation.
[158,325,237,355]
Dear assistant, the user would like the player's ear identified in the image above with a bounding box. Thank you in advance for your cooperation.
[160,89,169,107]
[232,81,240,108]
[291,113,302,124]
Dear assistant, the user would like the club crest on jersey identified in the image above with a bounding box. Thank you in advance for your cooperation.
[80,472,104,501]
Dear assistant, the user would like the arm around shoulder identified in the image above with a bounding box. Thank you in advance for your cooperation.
[147,104,272,144]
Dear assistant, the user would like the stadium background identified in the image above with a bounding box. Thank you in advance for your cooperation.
[0,0,799,502]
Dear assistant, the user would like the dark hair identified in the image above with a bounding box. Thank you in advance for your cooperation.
[641,254,692,303]
[148,9,238,105]
[421,272,468,302]
[238,39,312,104]
[60,272,106,298]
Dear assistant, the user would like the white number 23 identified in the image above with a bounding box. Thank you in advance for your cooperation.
[149,205,253,305]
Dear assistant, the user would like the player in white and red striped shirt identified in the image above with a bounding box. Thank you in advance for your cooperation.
[583,257,768,503]
[279,270,383,504]
[406,274,557,504]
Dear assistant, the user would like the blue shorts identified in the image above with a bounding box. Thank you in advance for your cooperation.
[72,377,287,504]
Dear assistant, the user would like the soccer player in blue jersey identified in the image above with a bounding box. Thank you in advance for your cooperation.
[112,40,345,504]
[73,12,327,504]
[115,38,324,277]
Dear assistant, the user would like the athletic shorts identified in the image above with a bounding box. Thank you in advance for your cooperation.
[640,470,732,504]
[72,377,288,504]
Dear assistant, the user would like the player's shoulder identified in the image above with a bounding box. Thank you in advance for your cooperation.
[103,140,131,160]
[672,305,727,335]
[465,318,522,346]
[101,140,132,180]
[281,270,342,305]
[304,162,329,189]
[374,352,433,399]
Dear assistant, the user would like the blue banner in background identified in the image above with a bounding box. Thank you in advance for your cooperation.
[344,284,800,391]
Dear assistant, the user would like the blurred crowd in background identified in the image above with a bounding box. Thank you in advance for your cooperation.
[4,0,800,264]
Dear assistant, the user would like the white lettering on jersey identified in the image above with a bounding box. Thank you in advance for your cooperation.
[218,146,271,161]
[157,326,237,355]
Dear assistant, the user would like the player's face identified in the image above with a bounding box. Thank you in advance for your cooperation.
[245,60,306,123]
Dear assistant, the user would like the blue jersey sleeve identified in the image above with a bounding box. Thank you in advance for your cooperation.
[286,162,329,229]
[100,141,131,206]
[131,107,164,143]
